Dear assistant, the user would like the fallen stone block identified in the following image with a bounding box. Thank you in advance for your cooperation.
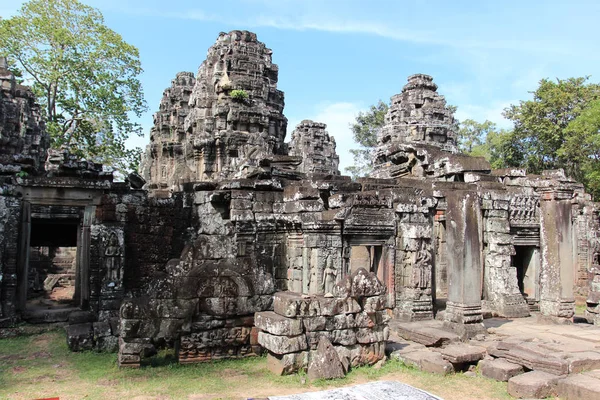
[255,311,303,336]
[267,351,309,375]
[66,323,94,352]
[437,343,486,364]
[479,358,524,381]
[386,340,427,358]
[557,374,600,400]
[508,371,558,399]
[395,322,459,347]
[307,337,345,380]
[258,331,308,354]
[564,351,600,373]
[398,350,454,375]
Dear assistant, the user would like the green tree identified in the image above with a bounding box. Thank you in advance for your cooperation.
[485,128,524,169]
[457,119,496,154]
[503,77,600,175]
[345,100,388,178]
[0,0,147,173]
[560,99,600,198]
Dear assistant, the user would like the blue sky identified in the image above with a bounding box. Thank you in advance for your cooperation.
[3,0,600,171]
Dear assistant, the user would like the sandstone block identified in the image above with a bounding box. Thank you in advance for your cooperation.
[255,311,303,336]
[258,331,308,354]
[267,351,309,375]
[508,371,558,399]
[479,358,524,381]
[557,374,600,400]
[437,343,486,364]
[307,337,345,380]
[398,350,454,375]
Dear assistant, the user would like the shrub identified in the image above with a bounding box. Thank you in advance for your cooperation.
[230,89,249,101]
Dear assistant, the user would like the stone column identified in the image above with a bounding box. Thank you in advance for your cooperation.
[539,190,575,320]
[481,191,529,318]
[394,199,436,321]
[442,189,486,338]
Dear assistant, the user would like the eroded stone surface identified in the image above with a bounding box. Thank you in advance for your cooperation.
[507,371,559,399]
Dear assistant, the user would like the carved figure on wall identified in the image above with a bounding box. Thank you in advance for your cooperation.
[413,242,432,289]
[592,236,600,267]
[323,254,337,294]
[105,232,122,284]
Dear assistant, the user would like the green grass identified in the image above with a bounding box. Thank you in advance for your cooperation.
[0,330,513,400]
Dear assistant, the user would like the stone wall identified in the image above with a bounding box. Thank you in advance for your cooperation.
[256,269,389,376]
[0,58,48,176]
[0,186,21,325]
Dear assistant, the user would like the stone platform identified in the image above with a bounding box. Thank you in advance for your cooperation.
[266,380,442,400]
[388,316,600,398]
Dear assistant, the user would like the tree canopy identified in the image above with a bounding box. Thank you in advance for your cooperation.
[503,77,600,174]
[456,119,524,170]
[345,100,388,178]
[0,0,147,173]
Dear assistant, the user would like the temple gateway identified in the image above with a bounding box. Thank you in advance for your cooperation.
[1,31,599,372]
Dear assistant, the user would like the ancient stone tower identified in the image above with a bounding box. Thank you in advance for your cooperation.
[288,120,340,175]
[372,74,461,179]
[141,30,287,189]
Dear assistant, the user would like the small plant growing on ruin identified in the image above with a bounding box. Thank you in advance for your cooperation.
[230,89,249,101]
[16,170,29,178]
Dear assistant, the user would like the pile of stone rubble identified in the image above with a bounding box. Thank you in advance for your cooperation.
[255,268,390,378]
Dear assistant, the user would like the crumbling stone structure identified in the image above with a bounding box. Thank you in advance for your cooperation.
[2,32,600,377]
[256,269,389,375]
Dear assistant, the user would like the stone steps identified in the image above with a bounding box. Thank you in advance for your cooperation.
[22,307,78,323]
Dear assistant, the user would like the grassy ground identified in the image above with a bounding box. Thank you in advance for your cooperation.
[0,329,513,400]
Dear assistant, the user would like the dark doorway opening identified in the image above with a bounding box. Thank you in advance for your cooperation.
[433,220,448,314]
[512,246,538,301]
[27,219,79,312]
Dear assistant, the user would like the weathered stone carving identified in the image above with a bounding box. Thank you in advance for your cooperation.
[104,232,123,286]
[509,196,540,225]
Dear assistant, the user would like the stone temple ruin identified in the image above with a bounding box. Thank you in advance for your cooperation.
[2,30,600,383]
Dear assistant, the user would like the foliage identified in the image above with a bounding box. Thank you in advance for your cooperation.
[561,99,600,198]
[456,119,524,170]
[503,77,600,175]
[0,0,147,173]
[457,119,497,154]
[345,100,388,179]
[485,128,525,169]
[230,89,249,101]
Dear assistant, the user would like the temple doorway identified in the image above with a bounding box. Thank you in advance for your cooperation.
[512,245,540,303]
[433,219,448,313]
[24,219,81,320]
[349,245,384,281]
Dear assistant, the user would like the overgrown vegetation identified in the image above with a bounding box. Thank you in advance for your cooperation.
[0,0,147,174]
[0,330,511,400]
[345,100,388,179]
[230,89,249,101]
